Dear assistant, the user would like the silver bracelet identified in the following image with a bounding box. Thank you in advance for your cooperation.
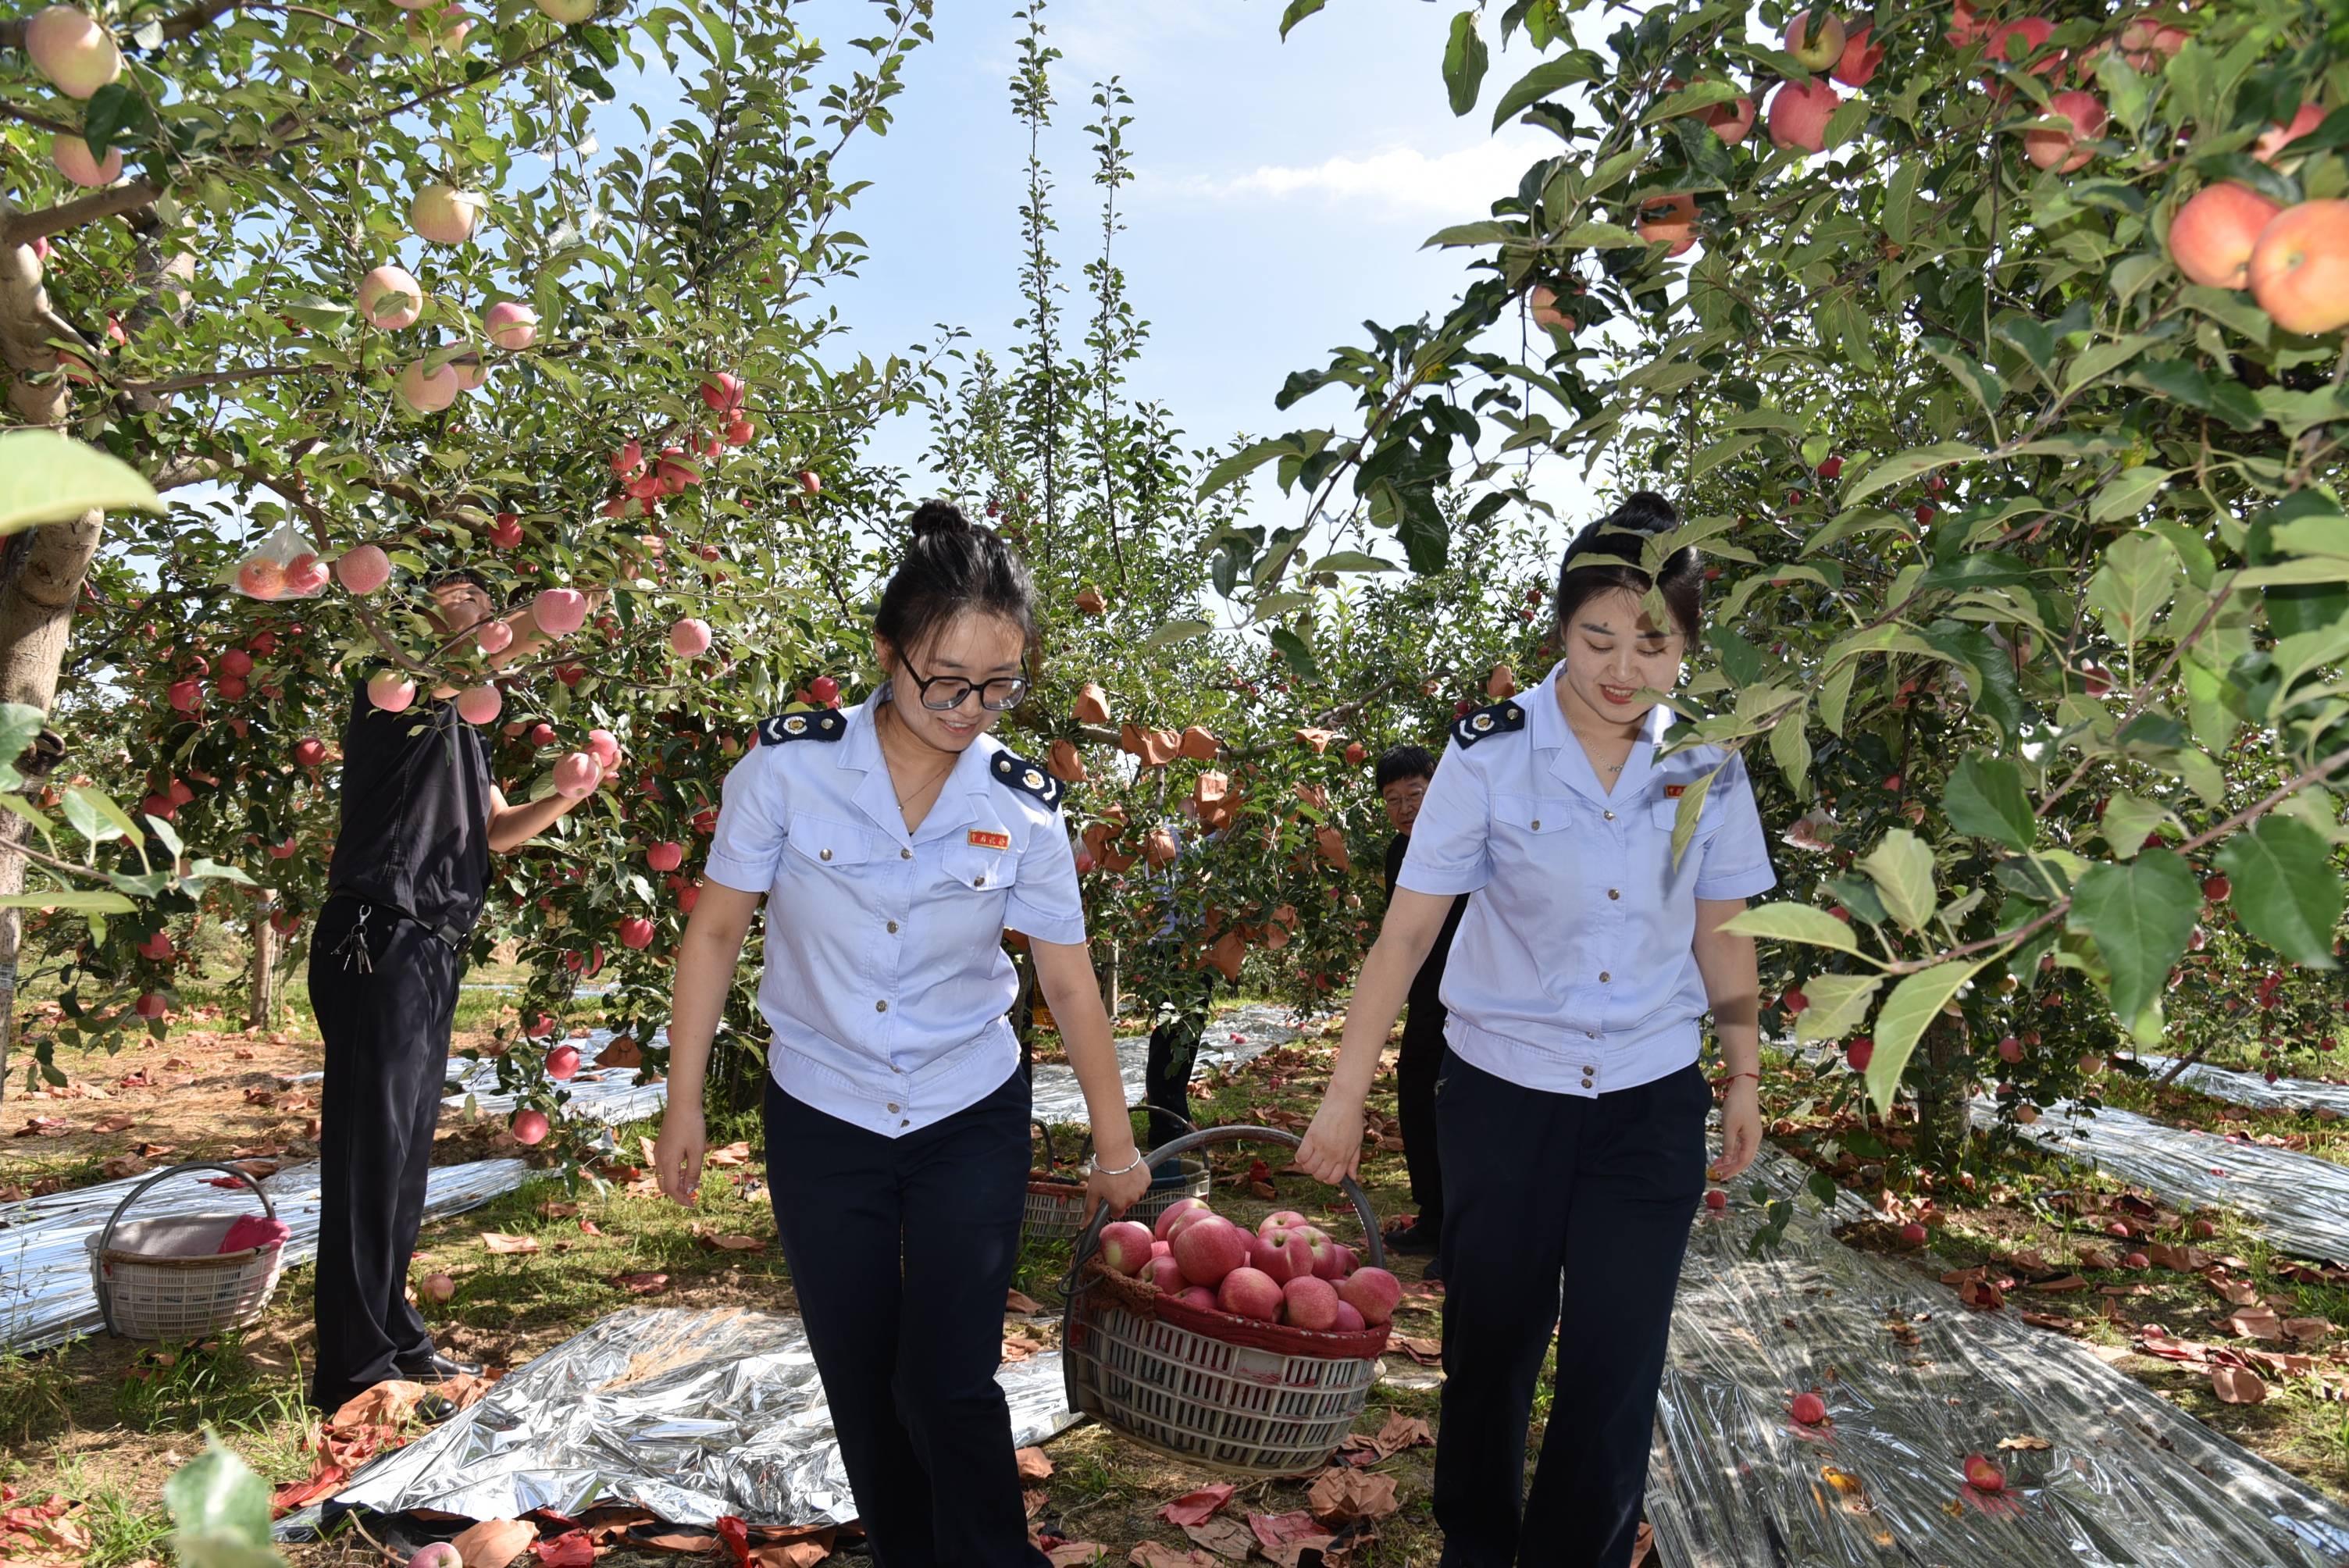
[1090,1150,1146,1178]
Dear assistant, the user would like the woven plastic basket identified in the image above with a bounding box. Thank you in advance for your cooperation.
[1024,1117,1210,1242]
[1061,1124,1391,1475]
[84,1161,286,1340]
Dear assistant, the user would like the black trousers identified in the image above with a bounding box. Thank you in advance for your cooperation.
[1433,1057,1710,1568]
[1142,992,1212,1149]
[764,1064,1046,1568]
[1395,1004,1449,1235]
[308,896,462,1410]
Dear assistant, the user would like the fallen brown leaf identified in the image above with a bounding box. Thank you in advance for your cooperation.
[1306,1470,1398,1526]
[530,1530,593,1566]
[91,1114,137,1133]
[1043,1544,1103,1566]
[2283,1317,2332,1343]
[1996,1434,2052,1452]
[705,1140,752,1167]
[2213,1365,2268,1405]
[1007,1289,1043,1314]
[1180,1516,1255,1561]
[1156,1485,1235,1527]
[1128,1548,1218,1568]
[612,1272,670,1295]
[2227,1308,2283,1342]
[1015,1448,1054,1483]
[482,1233,540,1255]
[330,1380,429,1428]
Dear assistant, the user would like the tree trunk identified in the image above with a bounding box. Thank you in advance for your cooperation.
[248,890,278,1030]
[1911,1021,1972,1169]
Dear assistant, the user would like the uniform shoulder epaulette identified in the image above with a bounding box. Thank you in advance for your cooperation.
[1451,697,1527,750]
[757,708,847,746]
[988,745,1066,811]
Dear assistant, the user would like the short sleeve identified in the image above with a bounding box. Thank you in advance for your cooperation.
[1694,753,1777,901]
[704,745,788,893]
[1007,809,1089,946]
[1395,741,1493,896]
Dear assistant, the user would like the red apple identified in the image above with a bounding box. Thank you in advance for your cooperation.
[2248,198,2349,335]
[410,184,484,246]
[336,545,392,594]
[810,675,840,704]
[700,372,744,412]
[420,1273,457,1303]
[237,559,287,600]
[1335,1266,1403,1326]
[668,618,712,658]
[1281,1274,1340,1331]
[1704,1188,1728,1212]
[26,8,123,99]
[1174,1285,1218,1313]
[618,916,655,950]
[456,685,502,725]
[484,301,538,351]
[1099,1219,1156,1276]
[1249,1229,1316,1285]
[2205,874,2231,902]
[1314,1241,1360,1281]
[547,1043,580,1081]
[532,587,587,636]
[1217,1266,1283,1321]
[133,992,168,1020]
[512,1107,550,1145]
[1899,1221,1928,1245]
[1698,94,1756,143]
[1256,1210,1307,1238]
[1962,1454,2005,1493]
[1153,1196,1211,1241]
[367,670,416,714]
[168,679,201,713]
[647,840,684,872]
[1791,1392,1828,1425]
[2256,103,2327,169]
[2169,183,2284,289]
[1331,1300,1367,1333]
[1171,1216,1251,1288]
[553,751,601,797]
[1766,77,1841,154]
[796,470,822,494]
[1146,1255,1186,1293]
[1997,1035,2023,1063]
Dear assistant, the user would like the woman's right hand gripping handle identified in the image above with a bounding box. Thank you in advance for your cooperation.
[654,1104,707,1204]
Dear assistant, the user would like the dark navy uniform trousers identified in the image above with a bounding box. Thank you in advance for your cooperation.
[1434,1057,1711,1568]
[764,1063,1047,1568]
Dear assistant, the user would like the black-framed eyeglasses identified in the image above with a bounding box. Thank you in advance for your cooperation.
[899,654,1031,712]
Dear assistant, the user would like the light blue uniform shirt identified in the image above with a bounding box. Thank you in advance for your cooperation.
[1396,662,1777,1098]
[702,693,1088,1138]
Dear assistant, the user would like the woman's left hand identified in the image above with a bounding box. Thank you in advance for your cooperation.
[1083,1156,1155,1226]
[1709,1078,1762,1181]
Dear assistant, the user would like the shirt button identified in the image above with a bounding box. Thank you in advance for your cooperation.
[900,1120,910,1128]
[1607,888,1620,900]
[974,875,986,887]
[886,920,900,934]
[886,1103,900,1114]
[1530,818,1542,830]
[1599,971,1611,982]
[875,1000,889,1013]
[1604,810,1615,821]
[900,847,913,861]
[1581,1078,1594,1089]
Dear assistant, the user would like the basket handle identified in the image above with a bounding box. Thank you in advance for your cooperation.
[93,1160,278,1337]
[1059,1124,1385,1299]
[1041,1110,1200,1170]
[1032,1119,1063,1171]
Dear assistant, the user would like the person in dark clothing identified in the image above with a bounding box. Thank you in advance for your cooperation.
[1377,746,1467,1263]
[308,569,601,1416]
[1142,978,1217,1149]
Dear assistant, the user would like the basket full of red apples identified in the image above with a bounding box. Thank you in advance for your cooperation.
[1060,1126,1402,1476]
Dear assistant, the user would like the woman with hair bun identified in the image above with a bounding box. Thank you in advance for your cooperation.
[651,500,1149,1567]
[1295,491,1775,1568]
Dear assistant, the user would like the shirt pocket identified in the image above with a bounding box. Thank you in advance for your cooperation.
[783,817,872,876]
[940,837,1019,894]
[1492,793,1578,841]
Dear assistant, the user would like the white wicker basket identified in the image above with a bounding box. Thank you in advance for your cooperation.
[85,1162,286,1340]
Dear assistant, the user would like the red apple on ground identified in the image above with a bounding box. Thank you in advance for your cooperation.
[1218,1267,1282,1321]
[1791,1392,1828,1425]
[1099,1219,1156,1276]
[512,1107,550,1145]
[2249,199,2349,335]
[1962,1454,2005,1493]
[420,1273,457,1304]
[532,587,587,636]
[367,670,416,714]
[27,7,123,98]
[647,840,684,872]
[1899,1221,1928,1245]
[2123,1250,2151,1269]
[547,1043,580,1081]
[1336,1266,1403,1326]
[2169,183,2283,289]
[1154,1196,1211,1240]
[1281,1274,1340,1331]
[1704,1188,1727,1212]
[1171,1217,1252,1288]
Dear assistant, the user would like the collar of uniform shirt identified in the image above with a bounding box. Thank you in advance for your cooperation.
[833,686,1000,845]
[1522,662,1678,804]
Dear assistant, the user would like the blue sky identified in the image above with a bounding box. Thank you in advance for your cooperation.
[776,0,1604,551]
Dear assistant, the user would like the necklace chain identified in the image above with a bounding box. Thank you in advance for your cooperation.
[879,701,956,806]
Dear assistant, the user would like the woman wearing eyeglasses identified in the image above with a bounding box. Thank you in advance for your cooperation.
[651,500,1150,1568]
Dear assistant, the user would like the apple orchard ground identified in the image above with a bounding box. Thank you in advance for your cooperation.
[9,989,2349,1567]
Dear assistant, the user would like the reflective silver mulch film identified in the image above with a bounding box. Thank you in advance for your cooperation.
[1649,1146,2349,1566]
[278,1028,669,1127]
[0,1158,532,1352]
[1987,1098,2349,1265]
[1030,1003,1320,1125]
[322,1306,1078,1528]
[2128,1053,2349,1118]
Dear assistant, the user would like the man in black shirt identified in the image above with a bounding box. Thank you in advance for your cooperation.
[1377,746,1467,1270]
[308,569,602,1415]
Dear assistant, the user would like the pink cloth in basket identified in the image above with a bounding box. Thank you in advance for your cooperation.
[219,1215,290,1254]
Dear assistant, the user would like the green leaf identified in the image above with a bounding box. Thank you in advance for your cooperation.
[1197,438,1293,500]
[1795,973,1883,1046]
[1141,618,1213,650]
[2084,530,2180,641]
[1278,0,1328,40]
[1819,659,1858,736]
[1442,10,1489,116]
[1670,767,1720,869]
[1305,551,1398,574]
[1860,829,1937,932]
[1720,901,1868,960]
[1768,697,1813,792]
[1943,756,2034,851]
[166,1438,280,1568]
[0,702,46,767]
[1642,80,1743,124]
[1489,54,1597,129]
[80,81,152,159]
[1422,220,1524,249]
[2070,850,2199,1021]
[2087,465,2174,525]
[2216,816,2344,969]
[1863,960,1986,1117]
[64,786,142,847]
[0,432,165,536]
[1267,625,1320,681]
[0,889,137,913]
[1843,442,1980,507]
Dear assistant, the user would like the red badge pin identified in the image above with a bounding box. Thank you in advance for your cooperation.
[968,829,1011,850]
[1663,784,1688,798]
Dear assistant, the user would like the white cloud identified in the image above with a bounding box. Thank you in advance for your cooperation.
[1146,134,1551,219]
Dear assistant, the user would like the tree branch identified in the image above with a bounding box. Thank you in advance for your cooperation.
[1,180,165,251]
